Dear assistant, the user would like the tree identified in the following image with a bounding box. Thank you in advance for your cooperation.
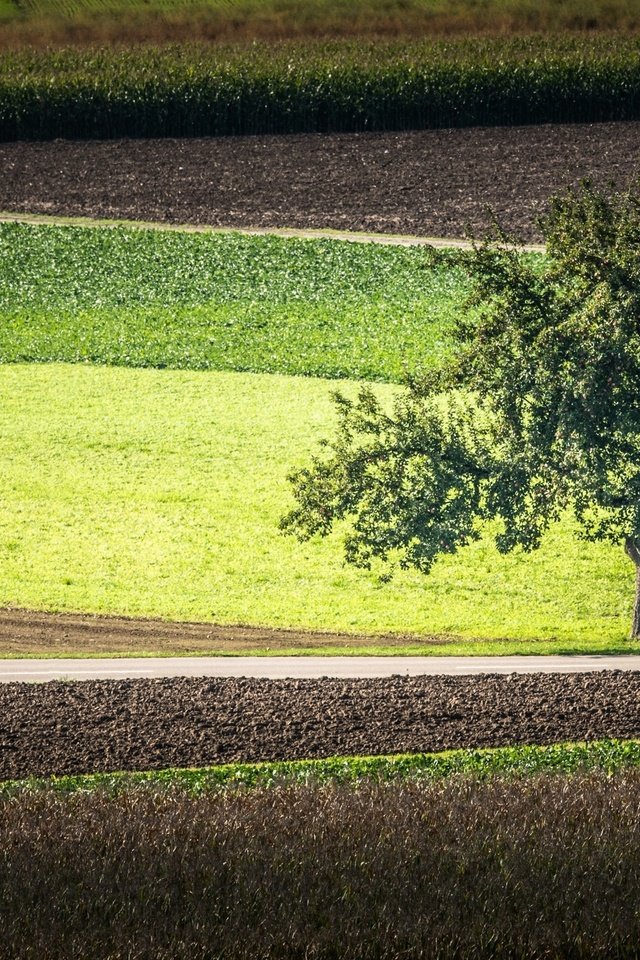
[281,181,640,638]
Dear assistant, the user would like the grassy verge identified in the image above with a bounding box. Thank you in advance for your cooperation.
[0,222,463,382]
[4,739,640,794]
[0,364,634,647]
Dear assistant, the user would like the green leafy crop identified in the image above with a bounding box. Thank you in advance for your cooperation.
[0,222,464,381]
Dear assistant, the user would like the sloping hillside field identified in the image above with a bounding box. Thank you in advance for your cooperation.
[1,122,640,653]
[0,363,629,646]
[0,222,460,379]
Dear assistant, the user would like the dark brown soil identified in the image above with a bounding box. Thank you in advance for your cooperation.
[0,608,450,655]
[2,671,640,779]
[2,121,639,242]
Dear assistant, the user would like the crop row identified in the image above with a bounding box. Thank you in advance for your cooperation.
[3,770,640,958]
[0,222,465,380]
[2,34,640,140]
[6,739,640,795]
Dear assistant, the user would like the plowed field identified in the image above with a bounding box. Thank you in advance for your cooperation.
[2,671,640,779]
[1,121,638,242]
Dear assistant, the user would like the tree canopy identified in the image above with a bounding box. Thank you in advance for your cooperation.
[281,181,640,637]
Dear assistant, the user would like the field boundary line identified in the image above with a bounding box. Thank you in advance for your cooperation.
[0,210,547,252]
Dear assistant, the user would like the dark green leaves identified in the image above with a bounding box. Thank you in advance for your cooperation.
[282,387,491,573]
[283,182,640,598]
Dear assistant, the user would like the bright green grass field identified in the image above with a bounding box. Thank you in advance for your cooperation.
[0,223,461,382]
[0,364,634,648]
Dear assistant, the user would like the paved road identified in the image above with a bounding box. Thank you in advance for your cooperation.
[1,655,639,682]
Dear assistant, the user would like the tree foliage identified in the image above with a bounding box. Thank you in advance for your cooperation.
[281,181,640,635]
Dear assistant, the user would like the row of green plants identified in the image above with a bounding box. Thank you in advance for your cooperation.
[4,738,640,795]
[2,34,640,139]
[3,768,640,957]
[0,222,463,380]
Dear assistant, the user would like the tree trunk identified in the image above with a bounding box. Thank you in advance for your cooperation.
[625,538,640,640]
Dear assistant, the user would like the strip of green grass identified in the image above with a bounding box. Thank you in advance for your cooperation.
[0,364,634,646]
[4,740,640,795]
[0,222,462,381]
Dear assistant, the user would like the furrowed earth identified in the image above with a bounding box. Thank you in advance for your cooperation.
[3,672,640,780]
[1,121,639,243]
[0,609,442,656]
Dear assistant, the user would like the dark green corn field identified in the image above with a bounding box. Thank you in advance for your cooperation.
[2,34,640,140]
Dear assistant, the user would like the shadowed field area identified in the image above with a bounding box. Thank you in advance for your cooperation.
[2,0,640,47]
[3,771,640,957]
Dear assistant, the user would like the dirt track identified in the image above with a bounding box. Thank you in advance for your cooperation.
[2,671,640,779]
[2,121,639,242]
[0,608,445,656]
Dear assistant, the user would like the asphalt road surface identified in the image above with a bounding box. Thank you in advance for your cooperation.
[2,656,640,682]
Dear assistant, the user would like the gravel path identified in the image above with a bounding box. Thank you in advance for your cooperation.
[2,672,640,779]
[1,121,639,242]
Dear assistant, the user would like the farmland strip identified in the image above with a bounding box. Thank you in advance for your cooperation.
[2,36,640,141]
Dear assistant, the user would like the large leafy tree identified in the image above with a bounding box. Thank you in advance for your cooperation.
[281,182,640,638]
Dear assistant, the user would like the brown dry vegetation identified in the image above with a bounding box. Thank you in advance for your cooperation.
[5,0,640,50]
[3,0,640,49]
[2,772,640,959]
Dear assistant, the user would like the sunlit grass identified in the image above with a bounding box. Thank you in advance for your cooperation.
[0,364,634,648]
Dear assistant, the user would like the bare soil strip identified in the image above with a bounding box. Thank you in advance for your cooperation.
[2,671,640,779]
[1,122,638,242]
[0,210,547,251]
[0,608,451,657]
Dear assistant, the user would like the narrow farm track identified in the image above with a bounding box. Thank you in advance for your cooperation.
[1,121,639,242]
[0,210,547,251]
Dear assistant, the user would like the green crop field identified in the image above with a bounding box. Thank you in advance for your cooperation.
[0,223,462,381]
[1,223,637,652]
[1,34,640,140]
[0,363,634,650]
